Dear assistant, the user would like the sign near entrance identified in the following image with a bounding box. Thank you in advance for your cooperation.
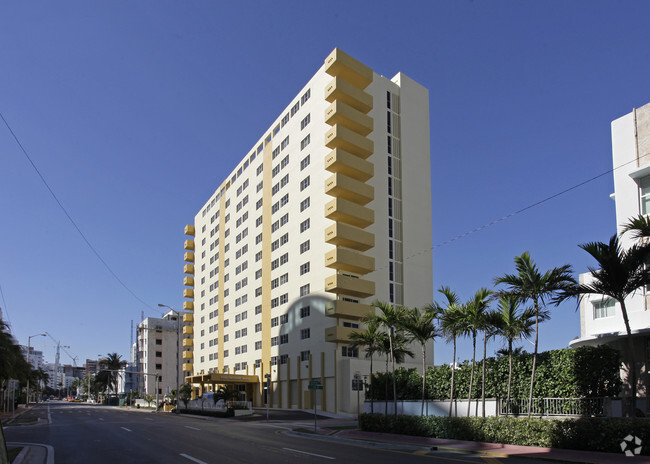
[308,380,323,390]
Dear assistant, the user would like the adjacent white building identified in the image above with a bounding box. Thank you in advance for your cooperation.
[181,48,433,414]
[571,101,650,410]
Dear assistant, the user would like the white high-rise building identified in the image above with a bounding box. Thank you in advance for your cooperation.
[181,49,433,413]
[571,101,650,411]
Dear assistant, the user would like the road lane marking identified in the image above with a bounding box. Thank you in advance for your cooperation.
[145,418,154,421]
[98,418,104,421]
[121,427,132,432]
[184,426,200,430]
[47,405,52,423]
[283,448,335,460]
[180,454,208,464]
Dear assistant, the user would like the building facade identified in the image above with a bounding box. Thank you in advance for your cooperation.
[571,101,650,411]
[136,311,181,398]
[182,49,433,413]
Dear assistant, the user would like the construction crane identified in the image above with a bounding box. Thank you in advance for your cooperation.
[45,332,70,391]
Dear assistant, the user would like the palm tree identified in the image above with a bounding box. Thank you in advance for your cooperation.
[562,235,650,415]
[621,214,650,239]
[459,288,493,417]
[495,252,575,417]
[372,300,407,416]
[489,294,535,414]
[99,353,127,396]
[401,306,438,416]
[377,330,413,415]
[436,287,464,417]
[348,315,383,414]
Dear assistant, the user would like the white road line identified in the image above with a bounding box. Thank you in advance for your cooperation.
[180,454,208,464]
[184,426,200,430]
[47,405,52,423]
[121,427,132,432]
[283,448,335,460]
[144,418,154,421]
[260,424,291,430]
[98,418,104,421]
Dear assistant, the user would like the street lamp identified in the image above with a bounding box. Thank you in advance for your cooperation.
[26,333,46,405]
[158,303,181,412]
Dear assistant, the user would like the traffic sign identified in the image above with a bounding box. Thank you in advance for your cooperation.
[308,384,323,390]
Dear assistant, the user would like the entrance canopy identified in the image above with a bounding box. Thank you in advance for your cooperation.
[186,372,259,385]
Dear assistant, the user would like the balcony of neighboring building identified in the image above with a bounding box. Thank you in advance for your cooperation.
[325,247,375,275]
[325,197,374,228]
[183,276,195,287]
[325,124,373,159]
[325,300,374,320]
[183,326,193,335]
[325,77,373,114]
[184,224,195,236]
[324,172,374,205]
[183,288,194,299]
[325,100,373,136]
[182,313,194,323]
[182,338,193,347]
[324,48,373,90]
[183,264,195,275]
[325,222,374,251]
[184,239,195,251]
[184,252,195,263]
[325,273,375,298]
[182,350,193,360]
[182,363,193,372]
[324,325,358,343]
[183,301,194,311]
[325,148,373,182]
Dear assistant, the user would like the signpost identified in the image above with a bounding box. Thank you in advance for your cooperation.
[264,374,271,422]
[308,380,322,432]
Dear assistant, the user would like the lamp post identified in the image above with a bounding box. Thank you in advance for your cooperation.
[26,333,46,405]
[158,304,181,413]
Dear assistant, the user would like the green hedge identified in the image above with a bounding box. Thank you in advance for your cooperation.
[368,345,621,400]
[359,414,650,455]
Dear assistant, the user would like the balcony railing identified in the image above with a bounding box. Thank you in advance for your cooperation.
[499,397,607,417]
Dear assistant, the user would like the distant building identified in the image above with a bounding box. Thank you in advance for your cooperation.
[571,101,650,411]
[85,359,100,375]
[20,346,44,370]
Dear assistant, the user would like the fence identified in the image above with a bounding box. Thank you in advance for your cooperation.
[499,397,608,417]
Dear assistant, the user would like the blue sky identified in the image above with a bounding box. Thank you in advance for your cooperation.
[1,1,649,368]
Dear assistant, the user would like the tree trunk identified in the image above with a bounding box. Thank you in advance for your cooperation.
[528,303,540,418]
[481,330,487,417]
[449,337,456,417]
[507,339,513,414]
[619,299,637,417]
[421,345,426,416]
[390,331,397,416]
[384,357,389,416]
[369,354,374,415]
[467,332,476,417]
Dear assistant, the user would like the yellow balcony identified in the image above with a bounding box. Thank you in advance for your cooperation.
[325,273,375,298]
[182,350,193,360]
[325,101,373,136]
[182,338,194,347]
[325,198,374,229]
[183,264,195,275]
[324,325,358,344]
[325,77,373,114]
[325,173,374,205]
[183,325,194,335]
[325,125,373,159]
[325,148,373,182]
[184,252,195,263]
[183,313,194,323]
[325,222,374,251]
[183,276,195,287]
[183,301,194,311]
[184,240,195,251]
[324,48,373,90]
[325,300,374,320]
[183,288,194,299]
[325,247,375,275]
[182,363,193,372]
[185,224,195,236]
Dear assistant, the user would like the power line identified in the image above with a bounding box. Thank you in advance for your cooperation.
[1,111,155,312]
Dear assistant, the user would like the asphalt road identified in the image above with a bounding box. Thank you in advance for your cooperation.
[4,402,552,464]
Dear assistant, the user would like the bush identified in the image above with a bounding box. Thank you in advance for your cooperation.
[359,414,650,455]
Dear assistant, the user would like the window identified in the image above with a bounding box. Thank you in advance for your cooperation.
[155,339,162,345]
[156,364,162,370]
[281,155,289,169]
[280,214,288,226]
[271,336,279,346]
[342,346,359,358]
[280,314,288,324]
[256,198,263,210]
[300,284,310,296]
[300,328,310,340]
[387,135,392,154]
[280,174,289,188]
[300,176,310,191]
[271,317,279,327]
[271,356,278,366]
[281,113,289,127]
[280,334,288,344]
[281,136,289,150]
[255,251,262,262]
[300,262,310,275]
[280,233,289,246]
[280,194,289,207]
[255,269,262,279]
[300,197,310,211]
[255,305,262,315]
[255,341,262,350]
[280,293,288,304]
[343,322,360,328]
[272,202,279,214]
[280,354,288,365]
[255,323,262,333]
[290,102,300,117]
[155,351,162,357]
[593,299,616,319]
[300,306,310,318]
[256,216,263,227]
[280,253,288,265]
[255,287,262,297]
[300,350,310,362]
[271,278,279,289]
[301,89,311,104]
[300,154,310,170]
[272,147,280,159]
[280,273,288,285]
[300,114,310,130]
[300,134,310,150]
[300,219,310,233]
[641,176,650,215]
[256,234,263,244]
[272,165,280,178]
[300,240,310,254]
[257,181,263,192]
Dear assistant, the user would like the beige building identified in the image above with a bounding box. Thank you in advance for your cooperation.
[181,49,433,413]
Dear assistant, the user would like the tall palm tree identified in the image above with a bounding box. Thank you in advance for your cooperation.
[377,330,413,415]
[436,287,464,417]
[401,306,438,416]
[459,288,493,417]
[562,235,650,415]
[99,353,127,396]
[348,315,384,414]
[489,294,535,414]
[495,252,575,417]
[621,214,650,239]
[372,300,407,416]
